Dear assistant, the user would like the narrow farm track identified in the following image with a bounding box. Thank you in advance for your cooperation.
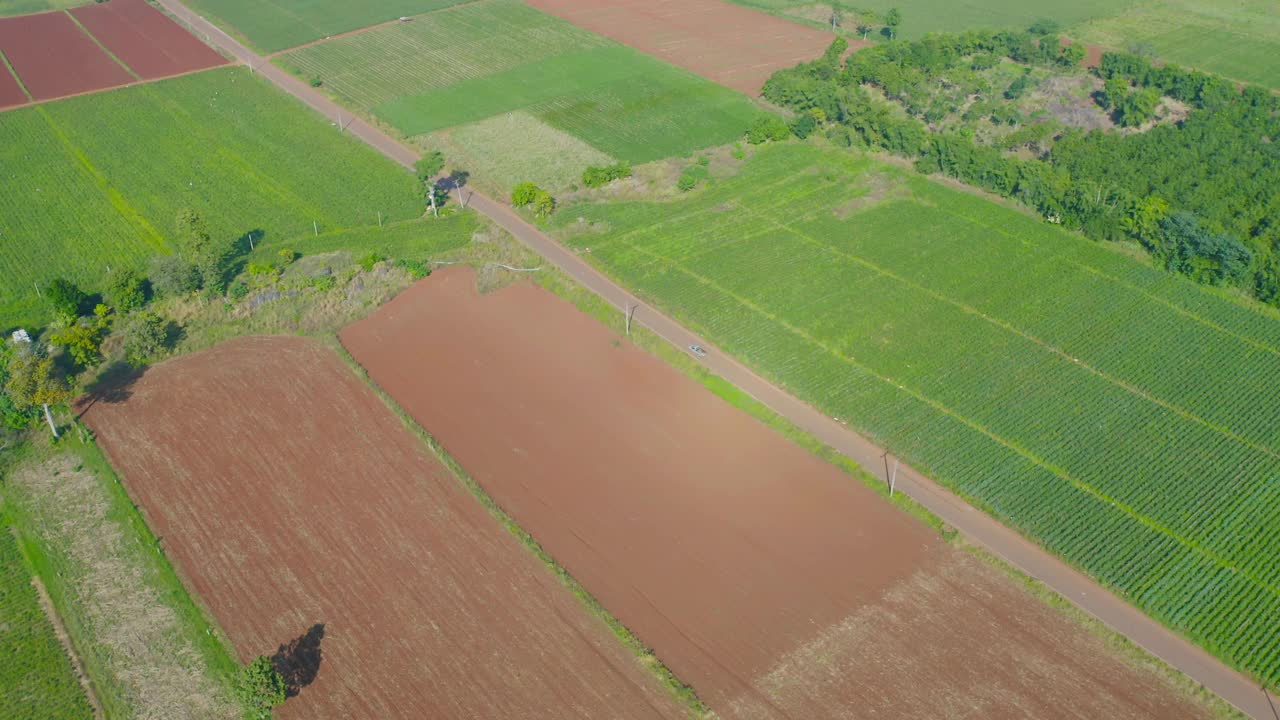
[153,1,1277,717]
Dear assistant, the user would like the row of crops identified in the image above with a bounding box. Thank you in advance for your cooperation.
[0,67,423,328]
[0,526,93,719]
[554,143,1280,686]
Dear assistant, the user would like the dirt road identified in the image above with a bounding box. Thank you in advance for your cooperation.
[153,1,1277,716]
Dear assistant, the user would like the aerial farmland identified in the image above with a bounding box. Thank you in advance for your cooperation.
[0,0,1276,719]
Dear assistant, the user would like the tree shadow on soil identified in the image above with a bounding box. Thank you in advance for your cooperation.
[76,361,148,416]
[271,623,325,698]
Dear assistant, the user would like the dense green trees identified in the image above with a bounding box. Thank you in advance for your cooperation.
[763,30,1280,308]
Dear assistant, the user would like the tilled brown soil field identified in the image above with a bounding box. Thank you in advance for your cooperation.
[71,0,227,80]
[0,11,132,101]
[522,0,850,96]
[341,267,1213,720]
[79,337,684,720]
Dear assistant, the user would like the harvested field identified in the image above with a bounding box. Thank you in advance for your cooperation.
[0,11,131,100]
[340,266,1214,719]
[79,337,683,720]
[0,59,24,107]
[70,0,226,80]
[521,0,844,96]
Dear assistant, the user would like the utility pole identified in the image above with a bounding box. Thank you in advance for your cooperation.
[313,220,319,236]
[625,303,638,336]
[429,188,438,218]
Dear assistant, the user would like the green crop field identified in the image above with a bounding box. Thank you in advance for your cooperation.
[728,0,1133,39]
[183,0,470,53]
[0,527,93,719]
[0,0,85,15]
[553,143,1280,688]
[1073,0,1280,88]
[0,67,423,329]
[281,0,761,183]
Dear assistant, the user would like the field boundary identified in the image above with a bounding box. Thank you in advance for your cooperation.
[330,339,710,718]
[141,2,1278,716]
[29,574,104,719]
[63,10,141,82]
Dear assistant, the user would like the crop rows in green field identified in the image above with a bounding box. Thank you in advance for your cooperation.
[0,67,422,329]
[554,143,1280,686]
[282,0,760,170]
[184,0,469,53]
[0,528,92,719]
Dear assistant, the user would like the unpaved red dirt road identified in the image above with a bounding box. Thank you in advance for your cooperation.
[0,11,133,100]
[522,0,847,96]
[341,267,1214,720]
[79,337,683,720]
[71,0,227,80]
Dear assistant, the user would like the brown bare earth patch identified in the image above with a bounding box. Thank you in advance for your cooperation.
[522,0,848,96]
[10,455,238,720]
[78,336,683,720]
[0,60,26,108]
[71,0,227,80]
[0,11,133,100]
[341,267,1215,720]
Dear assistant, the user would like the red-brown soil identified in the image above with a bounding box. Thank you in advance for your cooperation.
[341,267,1214,719]
[0,11,132,101]
[70,0,227,80]
[78,337,683,720]
[0,60,26,108]
[522,0,850,96]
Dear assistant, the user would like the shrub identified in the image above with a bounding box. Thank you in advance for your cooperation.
[512,182,556,218]
[581,163,633,189]
[120,311,168,367]
[414,151,445,185]
[790,113,817,139]
[393,258,431,279]
[511,181,541,207]
[227,280,250,301]
[357,253,386,271]
[44,278,87,320]
[277,248,298,266]
[745,115,791,144]
[234,656,286,720]
[309,77,322,88]
[149,254,199,297]
[104,267,147,312]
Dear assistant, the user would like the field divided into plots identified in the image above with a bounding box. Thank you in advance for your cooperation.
[281,0,760,186]
[553,143,1280,687]
[0,528,93,720]
[184,0,469,53]
[0,67,423,328]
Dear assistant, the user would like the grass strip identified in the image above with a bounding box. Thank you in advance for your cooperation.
[0,48,31,100]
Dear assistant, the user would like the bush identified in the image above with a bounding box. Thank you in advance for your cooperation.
[581,163,633,188]
[357,253,386,271]
[512,182,556,218]
[511,181,541,207]
[393,258,432,279]
[414,151,445,185]
[790,113,817,139]
[227,280,249,301]
[103,267,147,312]
[149,254,199,297]
[677,165,709,192]
[277,248,298,266]
[44,278,87,321]
[234,656,286,720]
[120,311,168,367]
[745,115,791,145]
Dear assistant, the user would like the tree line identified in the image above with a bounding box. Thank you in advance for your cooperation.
[762,28,1280,306]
